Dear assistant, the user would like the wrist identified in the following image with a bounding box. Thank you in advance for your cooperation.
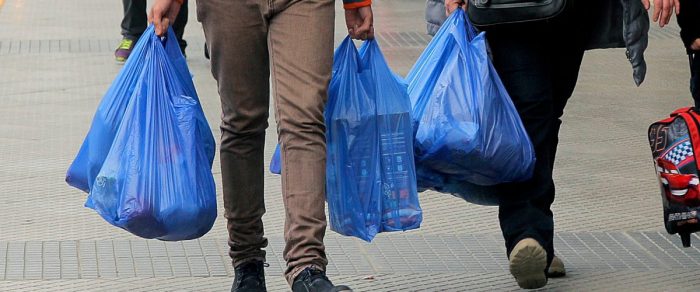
[343,0,371,10]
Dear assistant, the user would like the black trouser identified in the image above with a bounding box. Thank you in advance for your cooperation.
[677,0,700,102]
[483,9,586,264]
[678,0,700,53]
[121,0,189,50]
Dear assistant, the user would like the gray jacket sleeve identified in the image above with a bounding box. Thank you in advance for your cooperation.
[426,0,447,36]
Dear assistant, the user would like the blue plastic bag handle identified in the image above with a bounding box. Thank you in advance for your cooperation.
[338,36,363,73]
[462,10,479,41]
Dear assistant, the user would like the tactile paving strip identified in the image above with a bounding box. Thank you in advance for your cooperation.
[1,232,699,281]
[0,31,428,56]
[3,270,700,292]
[0,25,679,55]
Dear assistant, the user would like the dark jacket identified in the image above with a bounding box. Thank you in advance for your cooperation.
[425,0,650,86]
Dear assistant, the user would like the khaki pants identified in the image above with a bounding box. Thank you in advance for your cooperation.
[196,0,334,284]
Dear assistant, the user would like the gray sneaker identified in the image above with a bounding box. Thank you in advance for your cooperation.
[509,238,548,289]
[547,256,566,278]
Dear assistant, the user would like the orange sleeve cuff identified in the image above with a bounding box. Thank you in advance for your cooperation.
[174,0,184,5]
[343,0,371,9]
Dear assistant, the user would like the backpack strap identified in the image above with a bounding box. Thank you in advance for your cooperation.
[656,107,697,124]
[672,107,695,116]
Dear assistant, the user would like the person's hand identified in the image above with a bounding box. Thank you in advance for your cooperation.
[148,0,182,36]
[345,5,374,40]
[445,0,466,16]
[692,39,700,51]
[642,0,680,28]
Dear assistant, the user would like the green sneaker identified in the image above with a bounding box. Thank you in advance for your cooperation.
[115,38,136,63]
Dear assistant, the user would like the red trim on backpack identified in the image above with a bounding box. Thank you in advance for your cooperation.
[658,117,676,124]
[672,107,695,116]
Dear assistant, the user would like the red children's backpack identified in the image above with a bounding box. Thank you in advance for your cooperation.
[648,106,700,247]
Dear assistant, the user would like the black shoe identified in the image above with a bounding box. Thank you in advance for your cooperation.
[231,261,267,292]
[291,268,352,292]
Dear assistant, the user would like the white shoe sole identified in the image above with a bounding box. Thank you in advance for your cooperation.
[509,238,548,289]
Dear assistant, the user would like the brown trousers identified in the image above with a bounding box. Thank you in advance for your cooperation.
[196,0,334,284]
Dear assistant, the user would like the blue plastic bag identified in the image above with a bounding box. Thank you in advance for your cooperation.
[325,37,422,241]
[270,143,281,174]
[324,37,380,241]
[406,9,535,189]
[359,39,422,233]
[67,26,217,240]
[66,27,215,192]
[65,31,153,193]
[269,38,422,240]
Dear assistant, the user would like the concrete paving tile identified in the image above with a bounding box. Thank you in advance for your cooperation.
[147,241,168,258]
[115,256,135,278]
[133,257,154,278]
[169,257,191,277]
[151,257,173,278]
[187,257,209,277]
[164,242,186,257]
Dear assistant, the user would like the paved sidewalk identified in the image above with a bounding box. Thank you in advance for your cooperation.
[0,0,698,291]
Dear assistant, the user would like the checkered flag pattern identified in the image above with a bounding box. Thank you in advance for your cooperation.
[664,140,694,165]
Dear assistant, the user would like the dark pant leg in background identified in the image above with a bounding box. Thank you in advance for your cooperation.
[172,1,188,52]
[121,0,188,51]
[121,0,147,40]
[678,0,700,103]
[677,0,700,52]
[485,20,584,264]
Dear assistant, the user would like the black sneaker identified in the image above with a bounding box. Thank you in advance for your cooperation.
[291,268,352,292]
[231,261,267,292]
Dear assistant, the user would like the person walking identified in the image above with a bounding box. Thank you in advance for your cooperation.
[429,0,651,288]
[149,0,374,291]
